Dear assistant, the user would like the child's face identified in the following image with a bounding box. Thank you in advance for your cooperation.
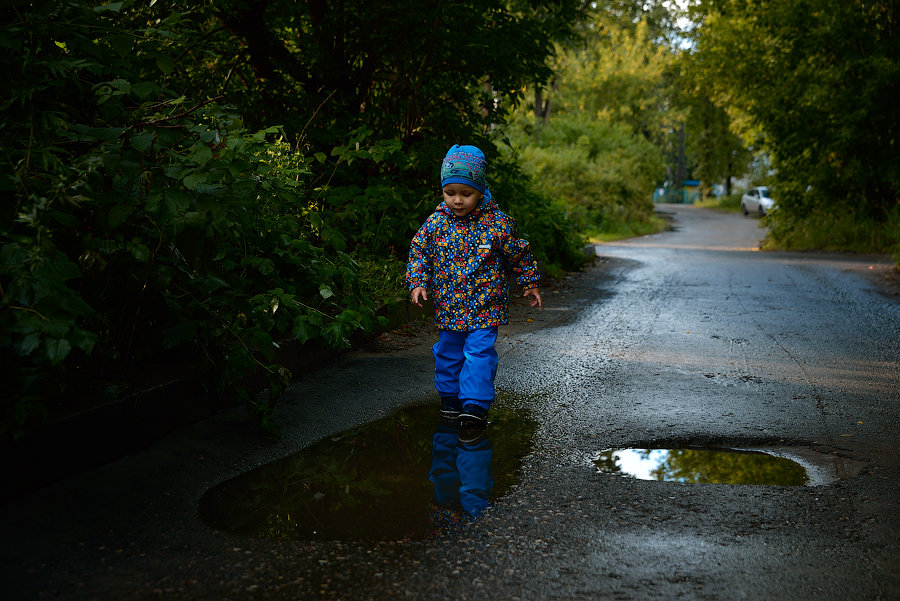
[442,183,483,217]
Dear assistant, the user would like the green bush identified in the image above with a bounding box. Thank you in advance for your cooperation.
[0,5,385,438]
[763,206,900,256]
[490,154,588,276]
[504,114,663,236]
[0,2,585,440]
[0,102,388,437]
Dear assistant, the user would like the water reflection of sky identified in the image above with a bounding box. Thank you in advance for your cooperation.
[595,447,810,486]
[615,449,665,480]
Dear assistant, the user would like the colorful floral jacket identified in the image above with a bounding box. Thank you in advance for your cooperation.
[406,194,541,331]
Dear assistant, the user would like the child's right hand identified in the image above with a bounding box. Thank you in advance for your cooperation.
[411,287,428,307]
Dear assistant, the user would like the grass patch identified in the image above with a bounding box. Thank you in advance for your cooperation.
[763,207,900,266]
[356,256,407,308]
[589,212,671,243]
[693,193,743,213]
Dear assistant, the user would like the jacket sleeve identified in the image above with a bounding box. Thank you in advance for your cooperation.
[500,217,541,287]
[406,219,433,290]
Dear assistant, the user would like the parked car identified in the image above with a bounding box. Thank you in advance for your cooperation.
[741,186,774,216]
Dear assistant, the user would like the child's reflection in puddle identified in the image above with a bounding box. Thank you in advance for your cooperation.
[427,418,494,537]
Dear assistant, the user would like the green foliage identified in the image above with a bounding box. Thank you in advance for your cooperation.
[505,114,663,235]
[505,9,673,238]
[553,19,676,138]
[762,205,900,256]
[488,151,588,274]
[689,0,900,258]
[680,90,751,197]
[311,128,434,255]
[693,192,743,213]
[1,0,588,439]
[0,2,377,437]
[355,256,409,309]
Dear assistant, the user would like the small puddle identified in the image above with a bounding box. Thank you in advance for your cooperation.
[593,447,810,486]
[199,398,537,541]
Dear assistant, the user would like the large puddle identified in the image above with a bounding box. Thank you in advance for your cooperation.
[199,398,537,541]
[593,447,810,486]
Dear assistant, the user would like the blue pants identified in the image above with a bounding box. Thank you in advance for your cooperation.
[429,422,494,519]
[432,327,498,411]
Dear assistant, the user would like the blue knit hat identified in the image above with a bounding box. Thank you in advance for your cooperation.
[440,145,487,192]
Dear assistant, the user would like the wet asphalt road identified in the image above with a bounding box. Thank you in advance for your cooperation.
[4,204,900,600]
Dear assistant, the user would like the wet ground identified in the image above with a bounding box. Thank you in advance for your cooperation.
[4,204,900,600]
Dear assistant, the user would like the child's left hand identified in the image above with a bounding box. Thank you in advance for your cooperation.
[524,287,543,308]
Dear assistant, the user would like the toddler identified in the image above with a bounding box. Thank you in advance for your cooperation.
[406,144,542,442]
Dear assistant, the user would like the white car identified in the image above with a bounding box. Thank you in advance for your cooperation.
[741,186,774,216]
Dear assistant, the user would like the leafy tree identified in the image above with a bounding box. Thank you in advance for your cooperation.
[507,114,663,233]
[505,9,674,235]
[592,0,681,44]
[0,1,392,437]
[0,0,588,439]
[688,0,900,254]
[681,89,752,198]
[140,0,589,258]
[553,19,676,140]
